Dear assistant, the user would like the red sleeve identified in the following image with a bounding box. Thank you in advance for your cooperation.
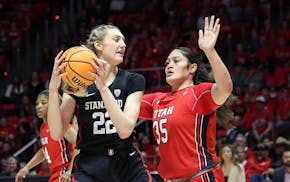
[190,83,220,115]
[139,93,161,120]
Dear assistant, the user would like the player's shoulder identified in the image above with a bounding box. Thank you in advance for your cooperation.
[191,82,214,92]
[121,68,144,76]
[143,92,167,102]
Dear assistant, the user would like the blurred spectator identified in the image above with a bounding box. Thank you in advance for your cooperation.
[236,146,248,168]
[245,143,272,182]
[243,59,265,91]
[0,29,11,56]
[0,141,14,175]
[272,145,290,182]
[7,21,21,49]
[0,116,16,141]
[233,43,250,66]
[141,151,158,172]
[271,137,290,169]
[247,29,262,54]
[140,135,156,158]
[275,88,290,138]
[246,96,273,143]
[227,115,249,143]
[261,135,275,160]
[27,71,45,102]
[260,87,277,113]
[220,144,246,182]
[1,156,19,176]
[40,47,53,71]
[264,57,287,88]
[231,64,247,91]
[233,133,253,160]
[5,74,23,102]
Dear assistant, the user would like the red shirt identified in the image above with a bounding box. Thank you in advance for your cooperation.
[245,155,271,182]
[140,83,220,179]
[251,108,273,134]
[40,122,73,178]
[276,97,290,121]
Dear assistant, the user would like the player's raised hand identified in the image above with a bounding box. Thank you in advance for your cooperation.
[198,15,220,52]
[49,50,67,92]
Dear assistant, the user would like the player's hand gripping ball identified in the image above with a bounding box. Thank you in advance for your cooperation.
[60,46,97,89]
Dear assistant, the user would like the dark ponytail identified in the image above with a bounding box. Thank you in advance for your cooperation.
[176,47,236,129]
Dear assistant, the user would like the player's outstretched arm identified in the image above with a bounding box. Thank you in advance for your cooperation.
[198,15,233,105]
[15,149,45,182]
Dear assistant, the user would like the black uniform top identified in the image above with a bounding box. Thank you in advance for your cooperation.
[71,68,145,153]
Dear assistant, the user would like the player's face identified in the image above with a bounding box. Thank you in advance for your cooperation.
[101,28,126,66]
[164,49,193,87]
[35,95,48,119]
[221,146,233,161]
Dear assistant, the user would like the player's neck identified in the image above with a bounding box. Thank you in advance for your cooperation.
[171,81,193,92]
[104,64,118,86]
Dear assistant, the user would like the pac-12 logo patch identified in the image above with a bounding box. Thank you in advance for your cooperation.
[114,89,121,97]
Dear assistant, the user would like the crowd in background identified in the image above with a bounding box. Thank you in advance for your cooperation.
[0,0,290,181]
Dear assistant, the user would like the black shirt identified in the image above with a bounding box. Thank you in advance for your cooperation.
[71,69,145,153]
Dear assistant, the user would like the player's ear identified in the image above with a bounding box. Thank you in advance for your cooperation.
[94,41,103,51]
[189,63,197,74]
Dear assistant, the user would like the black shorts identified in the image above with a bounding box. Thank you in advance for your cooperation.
[72,146,154,182]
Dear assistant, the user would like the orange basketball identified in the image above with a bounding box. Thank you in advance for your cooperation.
[60,46,97,89]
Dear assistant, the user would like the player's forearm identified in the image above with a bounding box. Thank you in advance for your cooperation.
[99,87,136,139]
[25,149,45,170]
[48,91,66,140]
[205,49,233,94]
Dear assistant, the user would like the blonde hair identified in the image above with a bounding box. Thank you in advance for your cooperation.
[85,24,120,53]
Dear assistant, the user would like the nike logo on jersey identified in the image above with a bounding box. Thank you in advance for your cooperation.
[129,151,136,156]
[86,92,96,97]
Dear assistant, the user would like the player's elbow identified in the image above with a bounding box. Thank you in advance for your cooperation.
[223,79,233,96]
[50,130,65,141]
[118,132,131,139]
[117,123,135,139]
[227,81,233,95]
[118,128,134,139]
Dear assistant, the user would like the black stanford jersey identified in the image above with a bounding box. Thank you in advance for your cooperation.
[71,69,145,153]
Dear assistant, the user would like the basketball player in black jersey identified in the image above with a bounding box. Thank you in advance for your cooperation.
[48,25,154,182]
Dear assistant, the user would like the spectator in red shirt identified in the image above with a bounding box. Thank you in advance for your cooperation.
[251,96,273,142]
[276,88,290,137]
[264,58,287,88]
[245,143,272,182]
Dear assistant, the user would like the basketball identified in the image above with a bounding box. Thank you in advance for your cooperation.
[60,46,97,89]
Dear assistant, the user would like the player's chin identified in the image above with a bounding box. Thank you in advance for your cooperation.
[114,57,124,65]
[37,113,43,119]
[166,77,174,84]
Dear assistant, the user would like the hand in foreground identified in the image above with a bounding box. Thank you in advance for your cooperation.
[60,149,80,182]
[198,15,220,52]
[15,167,29,182]
[60,170,72,182]
[88,58,108,90]
[49,50,68,92]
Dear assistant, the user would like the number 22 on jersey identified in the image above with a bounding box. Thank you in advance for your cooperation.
[93,111,117,134]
